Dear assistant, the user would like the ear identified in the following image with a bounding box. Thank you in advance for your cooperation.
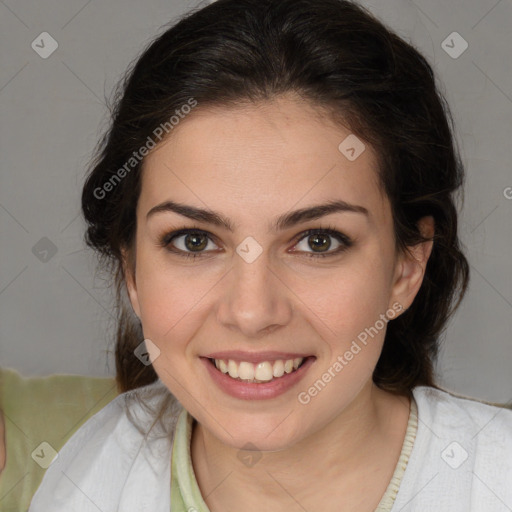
[121,247,141,319]
[389,216,435,312]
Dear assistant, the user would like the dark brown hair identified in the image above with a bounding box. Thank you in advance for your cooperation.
[82,0,469,398]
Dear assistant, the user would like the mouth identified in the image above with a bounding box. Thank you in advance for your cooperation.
[200,353,316,400]
[207,356,310,383]
[200,348,317,400]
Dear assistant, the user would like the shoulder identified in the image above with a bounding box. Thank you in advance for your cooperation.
[413,385,512,441]
[412,385,512,467]
[392,386,512,511]
[28,379,183,512]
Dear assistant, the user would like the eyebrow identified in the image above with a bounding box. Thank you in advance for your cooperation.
[146,199,369,232]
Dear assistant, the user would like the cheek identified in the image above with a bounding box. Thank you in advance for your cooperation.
[301,256,393,334]
[295,260,394,390]
[134,248,225,367]
[137,281,204,348]
[296,265,393,407]
[134,249,198,344]
[135,271,205,388]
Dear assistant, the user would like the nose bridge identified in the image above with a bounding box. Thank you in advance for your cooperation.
[216,250,293,337]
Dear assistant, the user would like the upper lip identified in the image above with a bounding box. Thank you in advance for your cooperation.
[203,351,313,363]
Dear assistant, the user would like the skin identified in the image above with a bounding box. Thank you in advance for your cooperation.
[124,92,434,511]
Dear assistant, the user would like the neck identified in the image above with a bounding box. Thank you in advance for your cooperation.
[190,382,411,511]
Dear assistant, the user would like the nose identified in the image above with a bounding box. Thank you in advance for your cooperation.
[215,251,294,338]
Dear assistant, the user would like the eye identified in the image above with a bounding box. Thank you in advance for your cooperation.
[160,229,219,259]
[292,227,352,258]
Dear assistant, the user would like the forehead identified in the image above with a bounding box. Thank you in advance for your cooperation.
[139,95,389,226]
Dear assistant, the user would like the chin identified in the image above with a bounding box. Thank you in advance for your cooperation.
[199,412,309,452]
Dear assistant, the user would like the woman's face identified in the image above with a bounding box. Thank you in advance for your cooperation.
[125,94,427,451]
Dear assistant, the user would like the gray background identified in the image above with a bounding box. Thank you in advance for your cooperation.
[0,0,511,402]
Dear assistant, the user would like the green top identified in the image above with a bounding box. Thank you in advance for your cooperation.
[0,367,118,511]
[170,397,419,511]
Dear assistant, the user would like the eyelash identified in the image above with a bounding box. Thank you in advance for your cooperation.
[158,225,353,260]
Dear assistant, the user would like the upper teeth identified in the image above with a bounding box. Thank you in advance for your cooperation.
[214,357,304,382]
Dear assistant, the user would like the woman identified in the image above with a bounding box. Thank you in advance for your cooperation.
[28,0,512,511]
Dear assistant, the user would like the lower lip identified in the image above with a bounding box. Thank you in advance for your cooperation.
[201,356,315,400]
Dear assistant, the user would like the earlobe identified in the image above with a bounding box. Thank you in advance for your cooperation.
[121,248,141,319]
[389,216,435,312]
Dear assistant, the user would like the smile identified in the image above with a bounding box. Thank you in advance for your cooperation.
[201,355,316,400]
[211,357,305,383]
